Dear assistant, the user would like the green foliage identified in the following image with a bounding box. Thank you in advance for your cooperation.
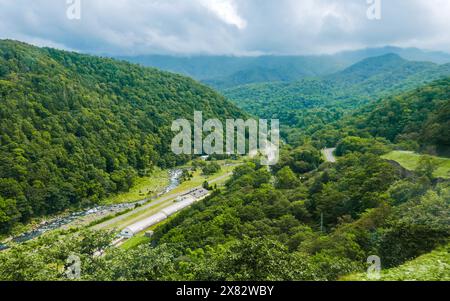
[273,145,323,174]
[416,156,440,180]
[0,229,115,281]
[343,243,450,281]
[378,188,450,267]
[311,153,399,226]
[382,151,450,179]
[180,170,193,183]
[0,150,447,281]
[275,167,299,189]
[0,40,245,233]
[201,162,221,176]
[0,42,448,281]
[0,197,21,232]
[335,136,390,156]
[342,78,450,155]
[225,55,450,135]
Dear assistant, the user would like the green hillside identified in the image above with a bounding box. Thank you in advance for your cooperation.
[2,149,448,280]
[0,42,449,281]
[335,78,450,155]
[224,54,450,130]
[0,40,245,233]
[382,151,450,179]
[341,243,450,281]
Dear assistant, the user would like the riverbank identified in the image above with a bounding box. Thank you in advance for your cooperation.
[1,158,243,249]
[1,168,183,248]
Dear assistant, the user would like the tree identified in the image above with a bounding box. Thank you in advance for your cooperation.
[379,190,450,267]
[202,162,221,176]
[415,155,438,180]
[202,181,210,190]
[335,136,389,156]
[206,237,294,281]
[0,197,21,233]
[275,166,299,189]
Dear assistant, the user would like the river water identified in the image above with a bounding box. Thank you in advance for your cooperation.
[1,169,182,248]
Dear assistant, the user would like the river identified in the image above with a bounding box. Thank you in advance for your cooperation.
[1,169,183,248]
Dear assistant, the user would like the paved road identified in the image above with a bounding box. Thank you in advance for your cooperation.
[93,172,233,230]
[323,148,337,163]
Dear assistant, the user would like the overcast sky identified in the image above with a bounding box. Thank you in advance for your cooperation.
[0,0,449,56]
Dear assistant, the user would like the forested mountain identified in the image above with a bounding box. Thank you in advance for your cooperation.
[224,54,450,130]
[0,40,245,233]
[119,55,345,89]
[333,46,450,65]
[333,78,450,155]
[120,47,450,89]
[0,41,448,281]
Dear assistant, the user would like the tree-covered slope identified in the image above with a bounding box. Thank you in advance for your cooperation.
[224,54,450,129]
[0,40,245,233]
[331,78,450,155]
[2,148,448,281]
[341,243,450,281]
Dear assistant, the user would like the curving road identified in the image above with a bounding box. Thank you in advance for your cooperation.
[323,148,337,163]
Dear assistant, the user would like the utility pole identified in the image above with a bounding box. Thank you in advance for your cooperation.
[320,213,324,233]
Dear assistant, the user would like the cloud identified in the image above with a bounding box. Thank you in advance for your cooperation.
[199,0,247,30]
[0,0,448,55]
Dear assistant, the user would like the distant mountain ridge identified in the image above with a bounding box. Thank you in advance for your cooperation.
[118,55,344,89]
[119,46,450,89]
[334,46,450,65]
[325,54,450,95]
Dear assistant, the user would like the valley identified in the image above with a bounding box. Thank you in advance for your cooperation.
[0,40,448,282]
[0,158,242,250]
[93,162,238,232]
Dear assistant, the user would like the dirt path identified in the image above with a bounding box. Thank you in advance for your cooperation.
[323,148,337,163]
